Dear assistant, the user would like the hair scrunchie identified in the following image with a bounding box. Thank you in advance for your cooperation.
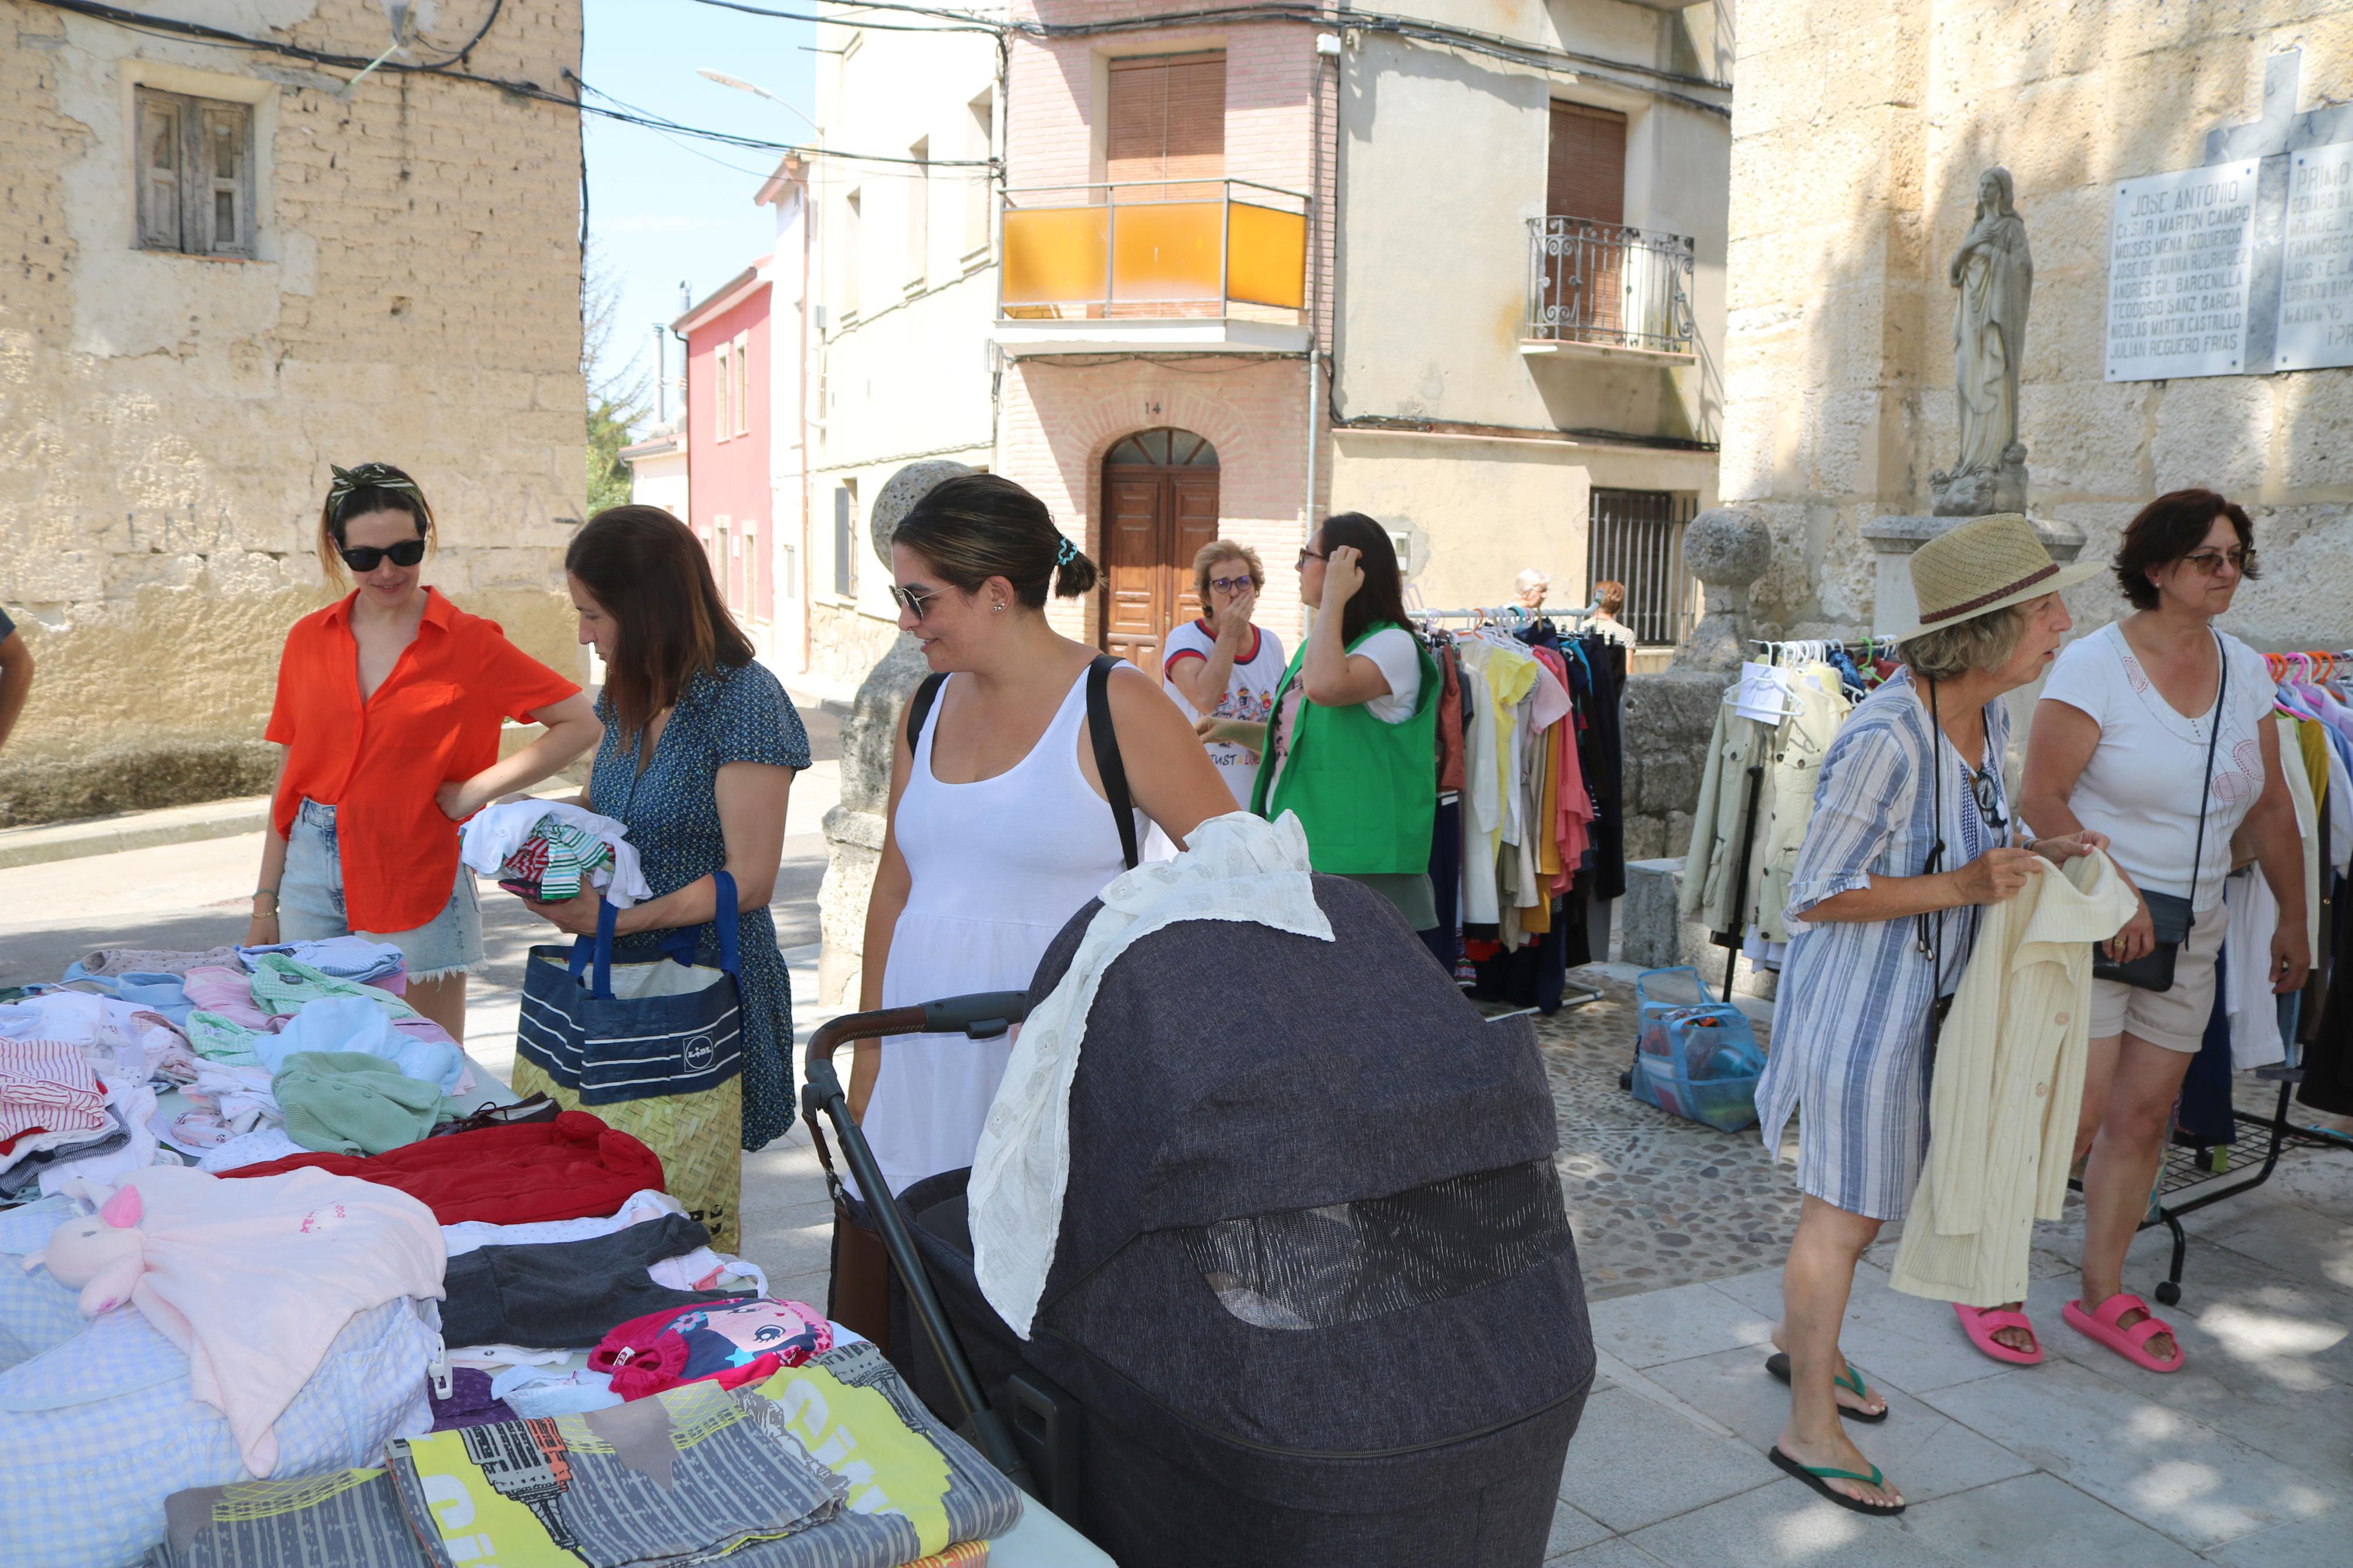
[1055,537,1078,567]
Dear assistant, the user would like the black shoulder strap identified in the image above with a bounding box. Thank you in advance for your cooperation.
[903,672,947,746]
[1086,653,1141,869]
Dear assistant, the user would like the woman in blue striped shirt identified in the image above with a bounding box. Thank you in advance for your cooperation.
[1759,515,2104,1516]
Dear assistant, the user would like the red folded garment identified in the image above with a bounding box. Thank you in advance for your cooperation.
[218,1109,666,1225]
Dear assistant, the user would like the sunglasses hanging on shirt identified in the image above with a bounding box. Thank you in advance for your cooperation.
[338,537,427,573]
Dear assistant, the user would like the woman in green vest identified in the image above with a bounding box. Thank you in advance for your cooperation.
[1206,514,1439,931]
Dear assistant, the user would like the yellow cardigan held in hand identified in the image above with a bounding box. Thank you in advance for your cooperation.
[1889,849,2139,1309]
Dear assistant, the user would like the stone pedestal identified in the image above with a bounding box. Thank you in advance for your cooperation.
[815,460,975,1004]
[1671,507,1772,673]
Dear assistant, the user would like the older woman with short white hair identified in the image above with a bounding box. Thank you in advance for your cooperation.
[1759,514,2107,1517]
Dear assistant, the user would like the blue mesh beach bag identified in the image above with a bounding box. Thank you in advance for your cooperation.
[1629,967,1765,1133]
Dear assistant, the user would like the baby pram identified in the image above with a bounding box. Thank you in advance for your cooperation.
[803,874,1595,1568]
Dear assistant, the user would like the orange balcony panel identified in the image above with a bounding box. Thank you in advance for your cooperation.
[1002,206,1108,306]
[1225,201,1306,311]
[1110,201,1222,303]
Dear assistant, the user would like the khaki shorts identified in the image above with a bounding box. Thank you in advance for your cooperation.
[2088,902,2226,1054]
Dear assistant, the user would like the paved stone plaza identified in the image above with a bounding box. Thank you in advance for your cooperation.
[3,816,2347,1566]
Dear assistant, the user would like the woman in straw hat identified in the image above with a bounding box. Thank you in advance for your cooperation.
[2021,491,2307,1377]
[1757,513,2107,1515]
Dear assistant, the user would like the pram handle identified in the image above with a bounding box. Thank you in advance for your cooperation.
[800,994,1038,1496]
[804,991,1031,1075]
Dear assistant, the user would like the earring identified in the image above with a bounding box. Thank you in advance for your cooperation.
[992,602,1005,613]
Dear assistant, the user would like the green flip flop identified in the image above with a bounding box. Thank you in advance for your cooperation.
[1769,1446,1907,1516]
[1764,1352,1889,1423]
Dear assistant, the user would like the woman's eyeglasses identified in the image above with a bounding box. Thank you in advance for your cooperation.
[2181,546,2255,576]
[1208,576,1255,595]
[337,538,427,572]
[1294,547,1326,570]
[889,582,941,621]
[1971,760,2008,833]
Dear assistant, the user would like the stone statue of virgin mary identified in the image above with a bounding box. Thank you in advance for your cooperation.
[1932,167,2032,515]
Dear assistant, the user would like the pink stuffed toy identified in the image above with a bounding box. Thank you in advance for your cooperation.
[22,1182,149,1317]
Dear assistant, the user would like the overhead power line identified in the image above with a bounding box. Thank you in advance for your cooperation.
[688,0,1734,102]
[22,0,991,169]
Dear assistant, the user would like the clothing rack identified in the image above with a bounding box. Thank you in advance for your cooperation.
[2130,1075,2353,1306]
[1408,601,1602,630]
[1415,604,1611,1014]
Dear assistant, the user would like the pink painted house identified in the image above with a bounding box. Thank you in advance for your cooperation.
[679,261,779,653]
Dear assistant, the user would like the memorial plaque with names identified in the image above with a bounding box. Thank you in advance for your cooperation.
[2276,141,2353,371]
[2106,159,2259,381]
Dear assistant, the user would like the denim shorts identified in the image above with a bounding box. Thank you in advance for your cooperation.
[280,798,484,981]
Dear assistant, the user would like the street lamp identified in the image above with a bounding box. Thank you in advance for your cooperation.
[697,67,817,131]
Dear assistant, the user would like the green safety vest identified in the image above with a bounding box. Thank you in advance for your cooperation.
[1250,621,1440,874]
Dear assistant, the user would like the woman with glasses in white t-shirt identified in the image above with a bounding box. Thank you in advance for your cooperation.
[1167,540,1287,812]
[2022,489,2309,1377]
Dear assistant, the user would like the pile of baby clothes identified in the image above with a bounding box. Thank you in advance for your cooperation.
[0,990,191,1203]
[159,948,473,1154]
[149,1342,1024,1568]
[459,799,652,906]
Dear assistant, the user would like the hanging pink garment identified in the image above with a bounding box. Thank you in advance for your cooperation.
[1537,649,1595,891]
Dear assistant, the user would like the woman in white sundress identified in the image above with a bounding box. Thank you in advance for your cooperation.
[850,474,1233,1205]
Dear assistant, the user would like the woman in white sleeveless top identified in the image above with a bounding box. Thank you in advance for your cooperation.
[852,475,1235,1196]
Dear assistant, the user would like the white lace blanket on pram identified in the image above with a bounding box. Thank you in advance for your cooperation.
[970,812,1332,1338]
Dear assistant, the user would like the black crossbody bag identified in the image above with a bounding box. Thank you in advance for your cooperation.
[2090,631,2226,993]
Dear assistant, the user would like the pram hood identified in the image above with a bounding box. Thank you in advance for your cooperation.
[968,874,1591,1466]
[1029,874,1558,1304]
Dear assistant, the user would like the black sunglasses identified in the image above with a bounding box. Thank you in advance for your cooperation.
[338,537,427,573]
[889,582,942,621]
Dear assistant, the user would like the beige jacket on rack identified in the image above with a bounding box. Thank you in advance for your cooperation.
[1748,667,1852,944]
[1890,849,2139,1307]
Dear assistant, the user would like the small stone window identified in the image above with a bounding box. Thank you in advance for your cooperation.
[136,88,254,258]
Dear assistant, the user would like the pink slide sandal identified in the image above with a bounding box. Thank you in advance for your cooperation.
[1953,1303,2044,1365]
[2063,1292,2186,1373]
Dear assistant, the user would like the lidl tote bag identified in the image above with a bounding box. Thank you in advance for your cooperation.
[514,870,746,1250]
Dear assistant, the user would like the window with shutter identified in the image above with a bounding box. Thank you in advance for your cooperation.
[1546,102,1626,223]
[833,482,857,597]
[134,88,254,257]
[1108,51,1225,197]
[966,92,993,253]
[733,332,751,436]
[136,93,182,250]
[908,137,930,286]
[715,344,732,443]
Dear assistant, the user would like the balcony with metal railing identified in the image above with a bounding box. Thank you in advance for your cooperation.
[1522,218,1697,363]
[992,179,1312,355]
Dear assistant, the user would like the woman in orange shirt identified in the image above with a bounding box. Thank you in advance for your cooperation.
[246,463,602,1040]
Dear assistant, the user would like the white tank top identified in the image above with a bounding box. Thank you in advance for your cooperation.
[861,664,1134,1194]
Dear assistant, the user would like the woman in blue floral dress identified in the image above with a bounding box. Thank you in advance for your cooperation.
[517,506,810,1248]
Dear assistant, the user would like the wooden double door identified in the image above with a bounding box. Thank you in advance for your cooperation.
[1098,428,1222,672]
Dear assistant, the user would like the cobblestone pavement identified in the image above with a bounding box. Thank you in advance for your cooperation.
[1514,970,1801,1300]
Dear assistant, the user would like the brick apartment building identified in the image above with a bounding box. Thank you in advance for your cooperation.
[782,0,1733,683]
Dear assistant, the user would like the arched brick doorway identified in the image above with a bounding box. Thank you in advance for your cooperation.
[1099,427,1220,670]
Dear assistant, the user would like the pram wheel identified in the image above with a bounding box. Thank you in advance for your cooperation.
[1618,1069,1633,1091]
